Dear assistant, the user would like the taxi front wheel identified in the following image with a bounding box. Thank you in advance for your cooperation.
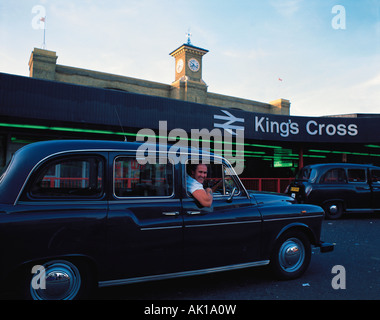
[270,230,311,280]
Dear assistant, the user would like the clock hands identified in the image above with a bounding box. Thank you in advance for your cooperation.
[188,58,199,72]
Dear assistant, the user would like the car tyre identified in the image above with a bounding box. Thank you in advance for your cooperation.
[270,230,311,280]
[24,259,93,300]
[323,202,343,220]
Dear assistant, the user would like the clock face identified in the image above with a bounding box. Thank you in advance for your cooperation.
[176,59,184,73]
[188,58,200,72]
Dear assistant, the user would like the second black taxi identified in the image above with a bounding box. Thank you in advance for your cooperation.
[286,163,380,219]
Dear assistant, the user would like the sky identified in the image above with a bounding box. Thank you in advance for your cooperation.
[0,0,379,116]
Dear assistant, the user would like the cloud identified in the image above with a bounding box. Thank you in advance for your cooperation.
[357,73,380,88]
[290,68,380,116]
[222,48,271,60]
[269,0,303,17]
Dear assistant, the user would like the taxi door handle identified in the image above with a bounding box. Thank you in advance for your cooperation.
[186,211,202,215]
[162,211,180,216]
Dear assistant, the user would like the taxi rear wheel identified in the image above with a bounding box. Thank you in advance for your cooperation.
[24,259,94,300]
[323,202,343,220]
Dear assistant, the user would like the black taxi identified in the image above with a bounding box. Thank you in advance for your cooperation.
[286,163,380,219]
[0,140,333,299]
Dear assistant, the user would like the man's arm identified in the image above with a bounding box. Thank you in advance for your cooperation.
[192,188,213,207]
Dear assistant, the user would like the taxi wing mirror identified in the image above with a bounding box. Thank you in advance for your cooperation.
[227,187,238,203]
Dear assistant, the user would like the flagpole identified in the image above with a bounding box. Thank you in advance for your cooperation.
[43,16,46,49]
[41,16,46,49]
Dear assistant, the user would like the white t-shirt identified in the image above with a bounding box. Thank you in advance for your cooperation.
[187,175,204,195]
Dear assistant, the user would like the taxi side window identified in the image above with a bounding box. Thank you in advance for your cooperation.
[371,170,380,184]
[320,168,347,184]
[27,156,104,199]
[114,157,174,198]
[186,162,239,197]
[347,169,366,183]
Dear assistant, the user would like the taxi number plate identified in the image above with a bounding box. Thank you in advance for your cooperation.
[290,187,299,192]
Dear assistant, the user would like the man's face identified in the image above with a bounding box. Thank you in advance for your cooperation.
[192,164,208,184]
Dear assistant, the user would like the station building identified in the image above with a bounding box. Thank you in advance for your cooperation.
[1,42,380,192]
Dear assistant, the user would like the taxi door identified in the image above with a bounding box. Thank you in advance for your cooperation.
[182,160,262,271]
[106,153,183,279]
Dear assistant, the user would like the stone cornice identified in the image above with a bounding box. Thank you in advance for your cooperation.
[169,44,209,58]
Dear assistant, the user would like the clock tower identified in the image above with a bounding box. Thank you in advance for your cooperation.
[169,38,209,103]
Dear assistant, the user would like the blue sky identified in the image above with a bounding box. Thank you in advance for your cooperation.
[0,0,379,116]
